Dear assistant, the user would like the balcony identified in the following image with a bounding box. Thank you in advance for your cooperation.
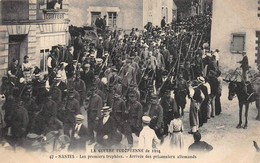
[43,9,68,21]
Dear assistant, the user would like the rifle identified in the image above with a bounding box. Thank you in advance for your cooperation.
[137,63,149,87]
[158,56,179,94]
[185,32,195,60]
[98,55,109,78]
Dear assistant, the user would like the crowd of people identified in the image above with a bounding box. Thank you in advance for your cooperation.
[0,14,220,153]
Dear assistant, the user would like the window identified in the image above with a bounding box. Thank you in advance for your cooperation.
[2,0,29,21]
[108,12,117,28]
[40,49,50,72]
[46,0,63,10]
[231,33,246,53]
[162,7,164,18]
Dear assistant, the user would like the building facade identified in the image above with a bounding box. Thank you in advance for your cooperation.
[0,0,70,81]
[211,0,260,72]
[69,0,176,30]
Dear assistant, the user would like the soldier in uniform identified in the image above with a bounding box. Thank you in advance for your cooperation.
[22,87,39,133]
[62,89,81,137]
[143,94,164,139]
[125,92,143,148]
[119,58,136,97]
[160,90,178,135]
[74,71,86,105]
[86,86,103,145]
[175,73,190,116]
[111,92,127,134]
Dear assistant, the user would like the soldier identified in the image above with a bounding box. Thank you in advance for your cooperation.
[175,73,190,116]
[22,87,39,133]
[62,89,81,137]
[160,90,178,135]
[74,71,86,105]
[111,92,127,133]
[119,58,136,96]
[86,86,103,145]
[125,92,143,148]
[126,83,140,102]
[11,98,29,147]
[143,94,164,139]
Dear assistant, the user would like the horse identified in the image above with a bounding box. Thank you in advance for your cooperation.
[226,80,255,129]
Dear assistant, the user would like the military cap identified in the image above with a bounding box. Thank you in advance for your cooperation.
[128,92,136,97]
[150,93,158,99]
[142,116,151,124]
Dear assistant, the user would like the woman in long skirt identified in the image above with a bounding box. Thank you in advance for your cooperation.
[168,112,184,150]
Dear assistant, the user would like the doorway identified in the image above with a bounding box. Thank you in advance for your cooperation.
[8,34,28,66]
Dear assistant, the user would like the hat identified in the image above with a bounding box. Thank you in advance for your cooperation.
[129,83,137,87]
[96,58,103,63]
[128,56,135,60]
[126,59,132,63]
[197,76,205,84]
[162,70,168,76]
[24,55,29,59]
[102,106,112,112]
[142,116,151,124]
[35,73,41,77]
[90,86,97,91]
[254,77,260,84]
[19,77,25,83]
[55,74,62,79]
[150,93,158,99]
[191,80,200,87]
[128,92,136,97]
[75,114,84,120]
[84,63,90,68]
[111,66,117,72]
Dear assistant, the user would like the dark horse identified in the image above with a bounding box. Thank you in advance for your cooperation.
[227,81,255,129]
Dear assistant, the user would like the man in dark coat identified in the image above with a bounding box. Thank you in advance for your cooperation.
[208,70,219,118]
[69,114,90,153]
[63,89,81,137]
[95,14,103,29]
[11,98,29,147]
[143,94,164,139]
[22,88,39,133]
[124,92,143,148]
[86,86,103,145]
[175,73,190,116]
[73,71,86,105]
[160,90,178,135]
[161,16,166,28]
[96,106,122,148]
[188,132,213,153]
[111,92,127,133]
[81,63,94,92]
[32,91,58,135]
[238,52,249,82]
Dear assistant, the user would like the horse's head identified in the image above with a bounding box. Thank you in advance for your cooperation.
[228,82,237,101]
